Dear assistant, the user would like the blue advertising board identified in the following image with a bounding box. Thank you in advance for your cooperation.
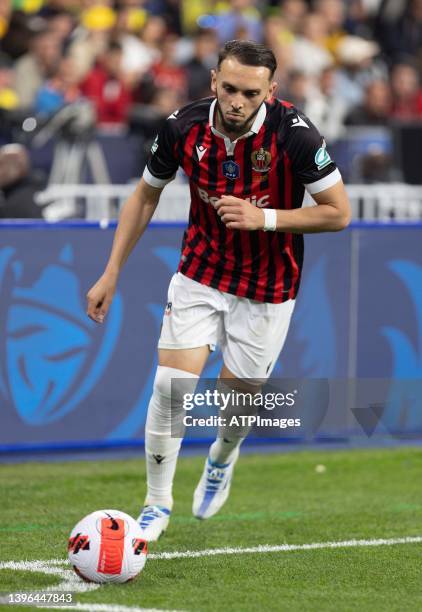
[0,222,421,451]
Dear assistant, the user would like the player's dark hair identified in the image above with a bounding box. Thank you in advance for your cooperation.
[217,40,277,79]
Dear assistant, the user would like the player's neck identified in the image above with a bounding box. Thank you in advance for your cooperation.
[214,116,253,142]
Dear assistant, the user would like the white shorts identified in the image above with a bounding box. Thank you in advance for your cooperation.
[158,273,295,381]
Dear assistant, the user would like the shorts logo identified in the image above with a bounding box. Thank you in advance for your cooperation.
[315,145,332,170]
[222,160,240,180]
[164,301,172,316]
[251,148,271,173]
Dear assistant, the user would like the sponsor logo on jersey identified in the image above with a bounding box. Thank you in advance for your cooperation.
[315,145,332,170]
[291,115,309,129]
[222,160,240,180]
[197,187,270,208]
[251,147,271,173]
[151,135,158,154]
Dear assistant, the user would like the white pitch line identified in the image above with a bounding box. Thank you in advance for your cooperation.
[0,559,99,594]
[1,535,421,571]
[148,535,422,560]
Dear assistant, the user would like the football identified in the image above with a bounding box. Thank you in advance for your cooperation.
[68,509,148,583]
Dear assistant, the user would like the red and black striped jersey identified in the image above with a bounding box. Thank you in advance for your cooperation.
[143,96,341,303]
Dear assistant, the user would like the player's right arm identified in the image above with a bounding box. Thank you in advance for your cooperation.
[86,111,181,324]
[86,178,162,323]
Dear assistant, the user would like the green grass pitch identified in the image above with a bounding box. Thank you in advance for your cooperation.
[0,447,421,611]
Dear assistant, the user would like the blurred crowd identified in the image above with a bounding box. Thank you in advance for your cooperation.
[0,0,420,138]
[0,0,421,217]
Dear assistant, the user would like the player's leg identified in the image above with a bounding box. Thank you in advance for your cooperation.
[193,297,295,519]
[207,365,260,464]
[139,347,209,539]
[139,273,222,539]
[192,369,260,519]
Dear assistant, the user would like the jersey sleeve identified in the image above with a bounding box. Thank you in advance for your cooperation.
[143,115,180,188]
[283,111,342,195]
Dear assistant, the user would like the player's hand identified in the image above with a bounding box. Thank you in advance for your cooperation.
[214,195,265,231]
[86,271,118,324]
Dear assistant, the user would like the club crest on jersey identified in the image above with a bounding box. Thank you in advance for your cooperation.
[222,160,240,180]
[251,148,271,173]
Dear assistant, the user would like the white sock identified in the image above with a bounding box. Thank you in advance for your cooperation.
[144,365,198,510]
[209,437,242,465]
[209,379,258,465]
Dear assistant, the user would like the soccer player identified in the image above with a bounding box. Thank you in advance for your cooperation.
[86,40,351,541]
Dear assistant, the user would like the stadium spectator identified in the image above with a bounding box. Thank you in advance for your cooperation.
[136,14,166,65]
[129,85,183,164]
[334,35,384,111]
[180,0,214,34]
[376,0,422,67]
[352,148,396,183]
[291,11,332,77]
[67,3,116,81]
[264,13,293,49]
[146,0,183,35]
[305,64,347,142]
[279,0,308,36]
[34,55,81,116]
[343,0,377,39]
[281,69,309,108]
[0,143,45,218]
[314,0,347,56]
[210,0,263,43]
[14,28,63,109]
[0,52,19,111]
[390,62,422,120]
[80,41,133,126]
[183,28,218,101]
[345,79,392,126]
[146,33,188,103]
[0,0,12,41]
[41,8,76,50]
[0,7,33,59]
[112,7,152,83]
[263,15,295,83]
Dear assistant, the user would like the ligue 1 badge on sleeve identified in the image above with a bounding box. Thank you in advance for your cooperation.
[222,160,240,180]
[251,147,271,173]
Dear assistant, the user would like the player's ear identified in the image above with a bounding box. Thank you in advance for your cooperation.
[266,81,277,100]
[210,69,217,93]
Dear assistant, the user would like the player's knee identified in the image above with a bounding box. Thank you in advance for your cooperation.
[153,365,199,405]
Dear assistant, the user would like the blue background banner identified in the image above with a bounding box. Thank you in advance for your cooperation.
[0,223,421,450]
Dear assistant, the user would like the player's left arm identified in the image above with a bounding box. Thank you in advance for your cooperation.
[214,180,350,233]
[215,111,351,233]
[273,179,351,233]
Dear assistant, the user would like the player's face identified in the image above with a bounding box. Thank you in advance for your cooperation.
[211,57,277,136]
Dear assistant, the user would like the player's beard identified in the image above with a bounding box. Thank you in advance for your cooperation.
[215,99,264,136]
